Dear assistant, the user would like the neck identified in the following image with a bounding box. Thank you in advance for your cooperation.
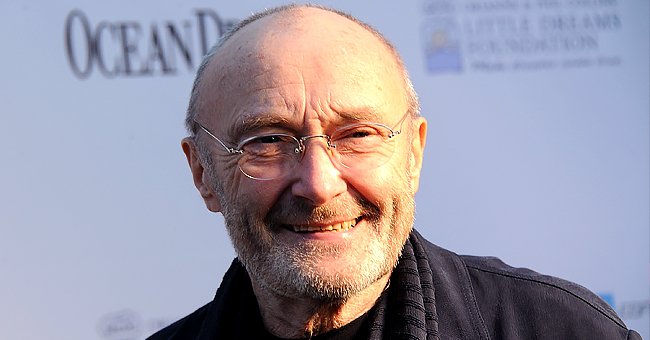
[251,274,390,339]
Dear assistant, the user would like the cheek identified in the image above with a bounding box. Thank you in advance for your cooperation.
[344,166,397,203]
[222,181,286,247]
[233,179,287,215]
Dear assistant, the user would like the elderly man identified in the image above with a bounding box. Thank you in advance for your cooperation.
[148,4,640,340]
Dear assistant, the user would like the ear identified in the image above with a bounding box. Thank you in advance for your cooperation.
[408,117,427,194]
[181,137,222,212]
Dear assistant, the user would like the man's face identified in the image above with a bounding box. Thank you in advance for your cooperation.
[187,10,426,300]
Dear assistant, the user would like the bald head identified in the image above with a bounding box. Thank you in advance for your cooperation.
[185,4,418,137]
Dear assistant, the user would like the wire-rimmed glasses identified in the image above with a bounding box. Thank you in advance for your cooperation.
[194,112,410,180]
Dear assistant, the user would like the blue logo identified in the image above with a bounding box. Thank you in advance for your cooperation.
[598,292,616,309]
[421,18,463,74]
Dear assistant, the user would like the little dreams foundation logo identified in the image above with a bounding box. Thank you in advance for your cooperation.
[421,18,463,74]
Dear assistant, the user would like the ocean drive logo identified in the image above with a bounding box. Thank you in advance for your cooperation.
[64,9,238,79]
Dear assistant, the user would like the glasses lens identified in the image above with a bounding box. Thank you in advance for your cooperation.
[330,123,397,171]
[238,134,299,180]
[236,125,398,180]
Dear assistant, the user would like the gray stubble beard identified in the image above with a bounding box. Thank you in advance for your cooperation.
[220,186,415,302]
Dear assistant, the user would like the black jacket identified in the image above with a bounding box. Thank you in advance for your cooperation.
[147,230,642,339]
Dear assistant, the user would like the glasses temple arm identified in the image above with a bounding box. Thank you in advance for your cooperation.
[195,122,243,154]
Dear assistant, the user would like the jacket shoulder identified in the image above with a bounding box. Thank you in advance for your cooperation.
[145,259,264,339]
[460,254,635,339]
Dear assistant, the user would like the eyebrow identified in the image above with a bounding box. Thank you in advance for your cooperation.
[230,115,292,140]
[229,108,385,140]
[337,109,382,123]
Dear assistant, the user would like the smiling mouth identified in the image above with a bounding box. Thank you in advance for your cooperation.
[287,216,363,233]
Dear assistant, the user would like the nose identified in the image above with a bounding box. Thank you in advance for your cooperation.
[290,139,347,206]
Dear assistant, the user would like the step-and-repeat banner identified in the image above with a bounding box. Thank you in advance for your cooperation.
[1,1,648,339]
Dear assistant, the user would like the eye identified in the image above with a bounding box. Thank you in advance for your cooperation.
[349,130,372,138]
[257,135,283,144]
[335,125,385,140]
[332,124,389,152]
[240,134,296,157]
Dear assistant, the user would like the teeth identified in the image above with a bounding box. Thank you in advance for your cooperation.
[290,218,359,233]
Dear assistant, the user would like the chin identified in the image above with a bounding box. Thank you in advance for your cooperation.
[249,238,395,301]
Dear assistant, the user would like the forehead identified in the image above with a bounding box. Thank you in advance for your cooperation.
[195,8,408,134]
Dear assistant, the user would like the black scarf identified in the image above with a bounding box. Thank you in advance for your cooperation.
[366,232,440,339]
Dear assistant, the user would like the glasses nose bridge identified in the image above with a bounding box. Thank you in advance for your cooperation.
[296,134,333,153]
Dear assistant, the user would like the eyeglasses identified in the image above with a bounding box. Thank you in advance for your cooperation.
[194,112,409,180]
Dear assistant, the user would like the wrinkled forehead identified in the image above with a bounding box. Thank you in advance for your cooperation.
[195,8,407,130]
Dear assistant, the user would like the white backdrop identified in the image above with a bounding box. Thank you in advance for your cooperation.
[1,1,648,339]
